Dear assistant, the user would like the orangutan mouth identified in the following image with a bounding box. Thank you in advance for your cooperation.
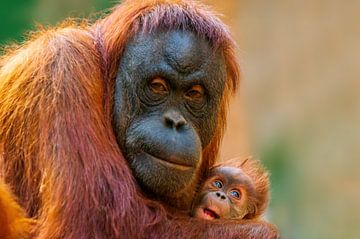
[203,208,220,219]
[146,153,193,171]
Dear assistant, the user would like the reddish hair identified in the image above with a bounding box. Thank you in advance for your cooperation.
[0,1,279,238]
[0,181,35,239]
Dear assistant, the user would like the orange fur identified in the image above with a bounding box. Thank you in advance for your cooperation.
[0,182,35,239]
[0,1,279,238]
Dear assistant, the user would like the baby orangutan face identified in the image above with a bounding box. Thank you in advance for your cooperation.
[193,166,255,220]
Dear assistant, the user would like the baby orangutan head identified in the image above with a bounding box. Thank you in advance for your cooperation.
[192,158,269,220]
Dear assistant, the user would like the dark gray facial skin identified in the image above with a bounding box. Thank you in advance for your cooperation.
[112,29,227,206]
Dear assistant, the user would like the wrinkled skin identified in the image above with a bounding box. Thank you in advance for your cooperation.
[113,29,226,207]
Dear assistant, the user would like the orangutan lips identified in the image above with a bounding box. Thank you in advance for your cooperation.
[203,208,220,219]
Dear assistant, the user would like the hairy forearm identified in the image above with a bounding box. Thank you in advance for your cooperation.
[145,214,279,239]
[206,220,279,239]
[0,182,35,239]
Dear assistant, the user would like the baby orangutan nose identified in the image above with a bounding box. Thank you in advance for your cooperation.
[216,192,227,200]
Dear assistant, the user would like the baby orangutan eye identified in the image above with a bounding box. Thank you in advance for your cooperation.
[213,180,223,189]
[230,190,241,199]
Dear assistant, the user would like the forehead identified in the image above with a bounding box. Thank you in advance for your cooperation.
[129,30,214,63]
[212,166,250,185]
[121,29,226,86]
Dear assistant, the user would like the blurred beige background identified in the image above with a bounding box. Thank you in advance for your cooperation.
[1,0,359,238]
[205,1,360,238]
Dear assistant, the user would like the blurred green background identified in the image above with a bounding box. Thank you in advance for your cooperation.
[1,1,359,238]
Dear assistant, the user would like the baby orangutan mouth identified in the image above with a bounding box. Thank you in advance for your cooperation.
[196,206,221,220]
[203,208,220,219]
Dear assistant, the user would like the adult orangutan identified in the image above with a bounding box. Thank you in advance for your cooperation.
[0,0,279,238]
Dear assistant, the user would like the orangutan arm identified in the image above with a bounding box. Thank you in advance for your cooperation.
[144,215,279,239]
[0,182,35,239]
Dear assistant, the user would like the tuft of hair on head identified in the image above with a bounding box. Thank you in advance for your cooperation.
[97,0,240,94]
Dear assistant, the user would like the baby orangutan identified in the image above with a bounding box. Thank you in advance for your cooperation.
[192,158,269,220]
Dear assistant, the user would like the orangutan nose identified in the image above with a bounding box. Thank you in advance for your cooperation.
[163,110,187,131]
[216,192,226,200]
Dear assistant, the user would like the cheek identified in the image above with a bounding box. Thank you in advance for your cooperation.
[113,73,144,147]
[196,89,224,146]
[229,203,248,219]
[193,190,208,208]
[193,108,219,147]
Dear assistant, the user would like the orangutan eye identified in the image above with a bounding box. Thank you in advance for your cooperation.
[213,180,223,188]
[185,85,205,102]
[230,190,241,199]
[149,77,169,94]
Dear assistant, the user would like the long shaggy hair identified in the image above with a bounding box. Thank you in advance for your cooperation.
[0,1,279,239]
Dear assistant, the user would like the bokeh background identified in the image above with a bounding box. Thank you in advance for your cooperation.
[1,1,359,238]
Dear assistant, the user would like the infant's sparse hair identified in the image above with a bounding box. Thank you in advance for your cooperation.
[193,157,270,220]
[218,157,270,219]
